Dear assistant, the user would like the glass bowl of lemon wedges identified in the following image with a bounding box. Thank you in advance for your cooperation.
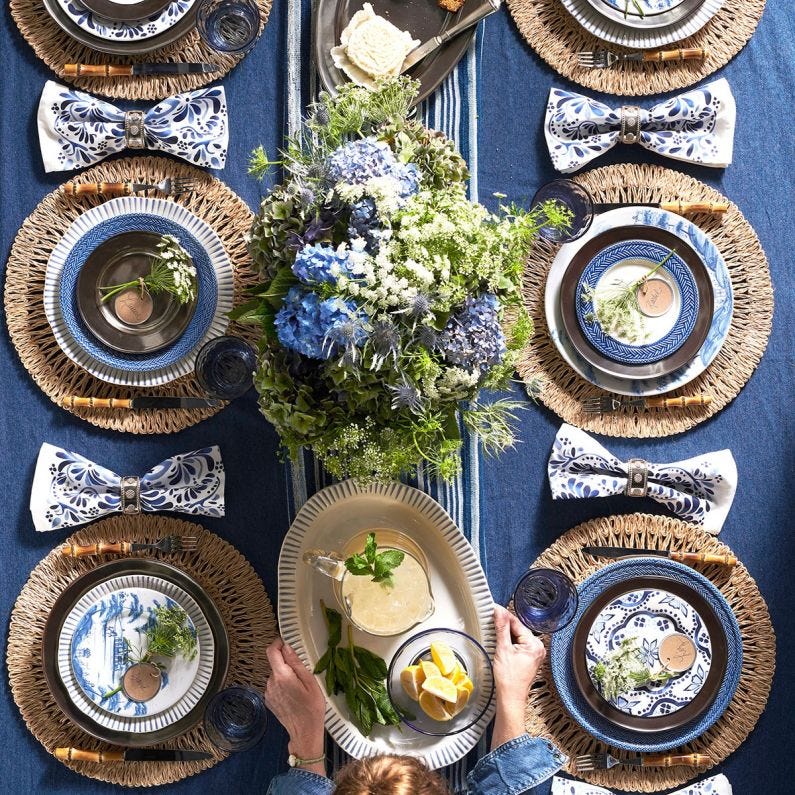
[386,629,495,736]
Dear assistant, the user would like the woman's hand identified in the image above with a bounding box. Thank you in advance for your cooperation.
[490,605,546,750]
[265,638,327,775]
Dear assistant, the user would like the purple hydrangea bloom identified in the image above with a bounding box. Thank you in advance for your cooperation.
[439,294,507,374]
[326,137,419,202]
[292,243,351,285]
[275,287,368,360]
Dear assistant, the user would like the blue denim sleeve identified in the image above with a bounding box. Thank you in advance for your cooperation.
[465,735,567,795]
[267,769,335,795]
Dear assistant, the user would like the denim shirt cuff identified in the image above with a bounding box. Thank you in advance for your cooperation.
[467,734,568,795]
[266,768,334,795]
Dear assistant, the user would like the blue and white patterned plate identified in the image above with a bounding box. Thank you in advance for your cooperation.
[45,197,233,387]
[59,574,216,732]
[545,207,733,397]
[585,588,711,717]
[600,0,686,16]
[57,0,194,42]
[576,240,699,365]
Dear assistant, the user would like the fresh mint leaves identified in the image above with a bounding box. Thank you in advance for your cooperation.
[344,532,405,584]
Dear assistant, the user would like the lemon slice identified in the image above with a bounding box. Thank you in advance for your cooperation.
[420,660,442,680]
[448,684,472,717]
[422,675,458,704]
[456,675,474,695]
[451,665,468,685]
[419,691,452,721]
[400,665,425,702]
[430,642,457,677]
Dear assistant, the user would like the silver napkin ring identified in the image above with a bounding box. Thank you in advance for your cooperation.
[626,459,649,497]
[120,476,141,513]
[619,105,642,144]
[124,111,146,149]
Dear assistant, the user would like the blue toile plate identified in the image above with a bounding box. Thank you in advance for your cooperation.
[584,587,712,717]
[70,586,202,718]
[575,239,700,366]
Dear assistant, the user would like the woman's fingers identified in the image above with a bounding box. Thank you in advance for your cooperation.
[493,605,513,649]
[266,638,292,678]
[282,642,316,685]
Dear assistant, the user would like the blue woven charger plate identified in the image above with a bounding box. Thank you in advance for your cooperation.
[550,558,742,752]
[576,239,699,366]
[59,214,218,371]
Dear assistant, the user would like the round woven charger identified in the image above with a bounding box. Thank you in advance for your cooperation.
[506,0,764,96]
[518,163,773,438]
[10,0,271,101]
[518,513,775,792]
[4,156,260,435]
[6,515,277,788]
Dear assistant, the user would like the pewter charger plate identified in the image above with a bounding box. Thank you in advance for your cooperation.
[278,481,496,770]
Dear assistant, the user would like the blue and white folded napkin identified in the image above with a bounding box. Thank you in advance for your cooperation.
[30,443,225,533]
[544,78,736,173]
[548,424,737,534]
[551,774,732,795]
[37,80,228,172]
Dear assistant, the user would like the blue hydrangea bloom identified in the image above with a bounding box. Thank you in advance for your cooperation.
[292,243,351,285]
[275,287,368,360]
[325,137,419,202]
[439,294,507,374]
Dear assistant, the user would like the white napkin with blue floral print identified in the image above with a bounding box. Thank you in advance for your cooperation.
[548,424,737,534]
[551,774,732,795]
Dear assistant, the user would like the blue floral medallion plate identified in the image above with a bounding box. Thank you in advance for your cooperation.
[56,0,194,42]
[585,587,712,717]
[70,586,200,717]
[59,573,217,731]
[575,240,699,365]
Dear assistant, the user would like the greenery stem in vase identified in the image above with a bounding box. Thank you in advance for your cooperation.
[582,247,676,343]
[99,234,197,305]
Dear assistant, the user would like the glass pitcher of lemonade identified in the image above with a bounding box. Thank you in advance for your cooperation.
[303,529,435,637]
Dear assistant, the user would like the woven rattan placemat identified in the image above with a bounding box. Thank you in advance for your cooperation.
[506,0,764,96]
[521,513,774,792]
[10,0,271,101]
[6,515,276,787]
[518,163,773,438]
[4,156,259,435]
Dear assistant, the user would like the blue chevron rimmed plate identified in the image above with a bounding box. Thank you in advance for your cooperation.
[575,240,699,366]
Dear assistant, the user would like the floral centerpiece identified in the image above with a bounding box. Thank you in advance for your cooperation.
[239,78,567,481]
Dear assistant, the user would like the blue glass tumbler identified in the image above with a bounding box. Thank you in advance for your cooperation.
[204,686,268,752]
[194,336,257,400]
[531,179,595,243]
[196,0,260,54]
[512,568,578,634]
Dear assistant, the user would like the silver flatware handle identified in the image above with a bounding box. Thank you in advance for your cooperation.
[441,0,502,45]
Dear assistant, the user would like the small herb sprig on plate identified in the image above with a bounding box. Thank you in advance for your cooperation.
[313,601,402,736]
[592,637,674,701]
[624,0,645,18]
[344,532,404,585]
[99,234,197,306]
[582,247,676,343]
[101,605,197,700]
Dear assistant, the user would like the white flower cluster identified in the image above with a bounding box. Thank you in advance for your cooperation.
[159,234,197,304]
[341,242,419,310]
[335,177,405,218]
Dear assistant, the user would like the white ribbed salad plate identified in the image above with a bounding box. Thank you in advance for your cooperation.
[560,0,726,48]
[278,481,496,770]
[545,206,732,396]
[58,573,215,732]
[44,197,233,387]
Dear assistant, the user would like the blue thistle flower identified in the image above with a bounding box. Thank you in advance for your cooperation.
[397,293,433,323]
[439,294,507,374]
[370,319,401,370]
[415,325,438,351]
[387,376,424,415]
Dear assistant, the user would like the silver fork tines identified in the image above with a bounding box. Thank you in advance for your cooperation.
[576,50,618,69]
[575,752,633,771]
[581,396,623,414]
[130,176,197,196]
[145,534,199,553]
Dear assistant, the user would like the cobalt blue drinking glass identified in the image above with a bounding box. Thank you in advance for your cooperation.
[194,335,257,400]
[531,179,595,243]
[513,568,578,634]
[196,0,260,54]
[204,686,268,752]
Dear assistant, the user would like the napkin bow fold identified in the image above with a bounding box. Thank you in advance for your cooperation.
[551,774,732,795]
[548,424,737,534]
[37,80,228,173]
[30,442,225,533]
[544,78,736,173]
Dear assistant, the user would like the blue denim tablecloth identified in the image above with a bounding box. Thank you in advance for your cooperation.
[1,0,793,792]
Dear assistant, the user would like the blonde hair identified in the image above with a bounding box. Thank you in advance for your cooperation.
[334,754,451,795]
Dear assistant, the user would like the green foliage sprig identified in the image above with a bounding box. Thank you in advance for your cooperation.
[592,637,674,701]
[313,601,402,737]
[344,532,405,584]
